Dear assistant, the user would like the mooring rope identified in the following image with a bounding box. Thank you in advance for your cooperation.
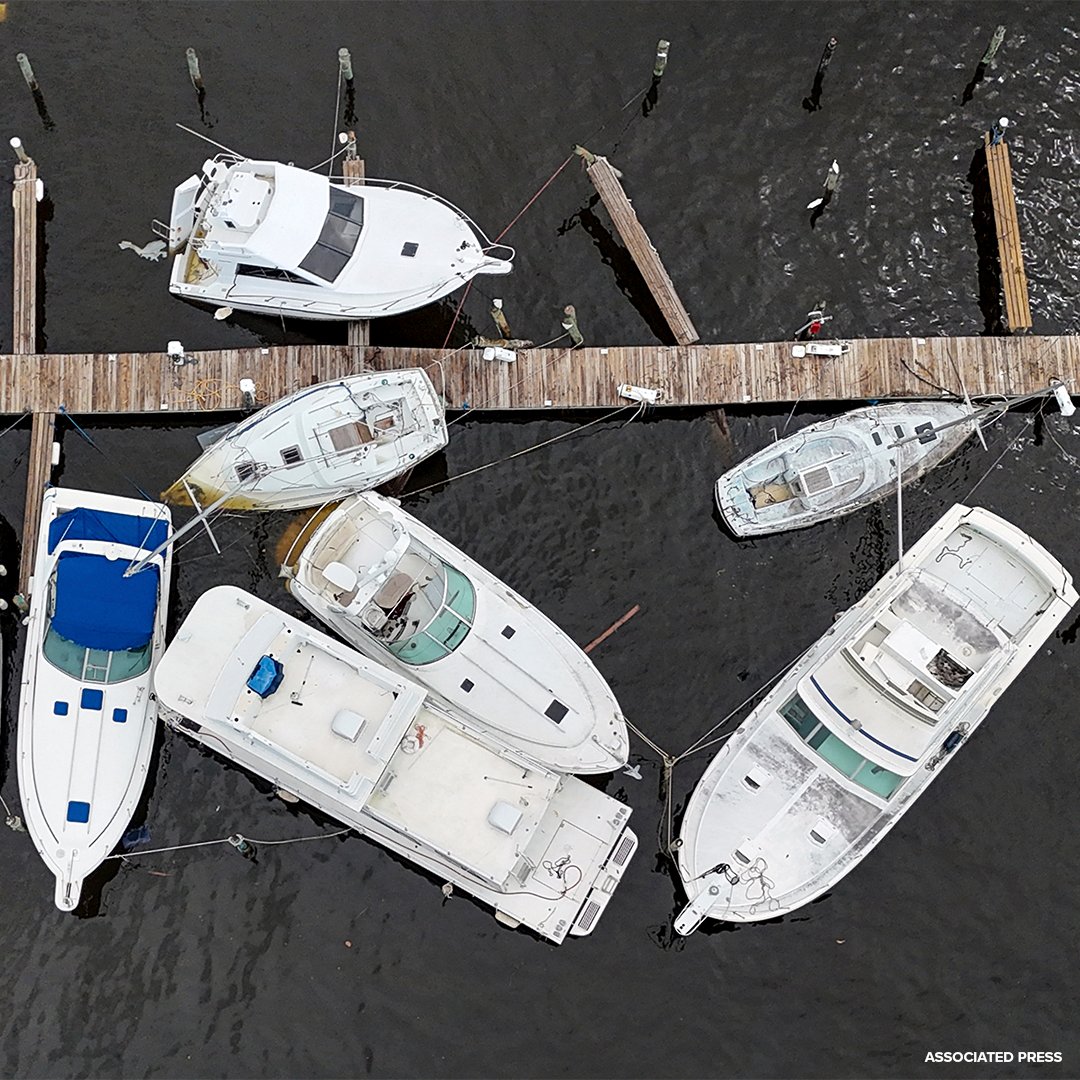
[108,825,353,861]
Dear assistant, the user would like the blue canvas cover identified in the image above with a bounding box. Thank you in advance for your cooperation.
[48,507,169,555]
[51,552,160,651]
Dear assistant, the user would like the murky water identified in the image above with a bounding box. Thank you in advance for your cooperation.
[1,3,1079,1078]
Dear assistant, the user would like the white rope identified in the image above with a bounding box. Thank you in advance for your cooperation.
[108,826,352,861]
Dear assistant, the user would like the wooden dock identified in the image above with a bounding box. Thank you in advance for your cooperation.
[369,337,1080,410]
[984,133,1032,333]
[584,155,699,346]
[342,153,370,351]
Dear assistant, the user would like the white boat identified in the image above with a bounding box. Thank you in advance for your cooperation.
[17,488,173,911]
[166,155,513,321]
[280,492,630,775]
[162,369,447,511]
[674,504,1076,932]
[154,587,637,943]
[716,402,975,536]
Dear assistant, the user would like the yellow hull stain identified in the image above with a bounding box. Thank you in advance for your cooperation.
[161,478,265,512]
[275,501,342,572]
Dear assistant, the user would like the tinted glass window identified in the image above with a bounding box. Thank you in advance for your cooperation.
[329,188,365,224]
[299,244,351,282]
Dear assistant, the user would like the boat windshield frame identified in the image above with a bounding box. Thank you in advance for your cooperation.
[384,558,476,666]
[298,188,366,283]
[779,692,904,800]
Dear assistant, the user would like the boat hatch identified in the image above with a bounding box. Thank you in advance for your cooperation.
[280,445,304,466]
[743,765,773,791]
[327,421,374,452]
[809,817,838,845]
[796,463,836,496]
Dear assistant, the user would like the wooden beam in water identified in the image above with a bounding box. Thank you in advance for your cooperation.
[12,157,38,355]
[20,411,54,594]
[584,155,699,346]
[984,132,1032,333]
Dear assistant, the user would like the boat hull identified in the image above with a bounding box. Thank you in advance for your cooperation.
[715,402,975,537]
[17,489,172,911]
[675,504,1077,929]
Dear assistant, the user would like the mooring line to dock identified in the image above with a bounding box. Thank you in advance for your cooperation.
[107,825,353,862]
[57,408,154,501]
[404,403,637,497]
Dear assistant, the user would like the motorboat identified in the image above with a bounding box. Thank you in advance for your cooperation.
[154,587,637,943]
[162,369,447,511]
[17,488,173,911]
[715,402,975,536]
[280,492,630,775]
[674,504,1076,931]
[165,155,513,321]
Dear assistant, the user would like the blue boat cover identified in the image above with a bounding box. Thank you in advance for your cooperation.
[247,655,285,698]
[48,507,169,555]
[52,552,160,651]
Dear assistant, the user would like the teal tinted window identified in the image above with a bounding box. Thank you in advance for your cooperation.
[852,760,903,799]
[43,625,153,683]
[385,560,476,667]
[807,725,866,778]
[780,693,818,739]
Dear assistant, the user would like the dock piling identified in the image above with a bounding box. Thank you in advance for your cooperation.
[491,300,513,339]
[16,52,38,91]
[653,40,670,78]
[338,48,354,83]
[803,37,838,112]
[982,127,1031,332]
[561,305,584,346]
[9,135,29,165]
[185,48,204,90]
[981,25,1007,66]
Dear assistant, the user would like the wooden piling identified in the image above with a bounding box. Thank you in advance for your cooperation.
[653,40,670,78]
[981,26,1006,66]
[582,155,699,345]
[185,48,204,90]
[983,130,1031,332]
[16,52,38,91]
[342,153,370,352]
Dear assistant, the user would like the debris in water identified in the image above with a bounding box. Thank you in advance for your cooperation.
[118,239,167,261]
[622,764,643,780]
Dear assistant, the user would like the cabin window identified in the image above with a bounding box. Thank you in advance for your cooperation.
[280,445,304,466]
[236,264,307,284]
[781,692,904,799]
[298,190,366,283]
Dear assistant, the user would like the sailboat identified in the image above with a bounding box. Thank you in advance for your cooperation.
[166,155,513,321]
[280,492,630,775]
[715,401,975,536]
[17,488,173,911]
[674,504,1076,932]
[162,369,447,511]
[154,587,637,943]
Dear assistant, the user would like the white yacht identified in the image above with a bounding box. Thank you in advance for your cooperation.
[166,156,513,321]
[716,402,975,536]
[162,369,447,511]
[155,587,637,943]
[675,504,1076,931]
[17,488,173,911]
[280,492,630,775]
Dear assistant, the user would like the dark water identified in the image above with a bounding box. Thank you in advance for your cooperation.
[1,3,1080,1078]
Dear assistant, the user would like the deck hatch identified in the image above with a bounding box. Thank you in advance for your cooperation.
[545,699,569,724]
[280,445,304,466]
[401,242,419,257]
[799,463,835,496]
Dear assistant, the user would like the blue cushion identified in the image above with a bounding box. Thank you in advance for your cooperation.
[81,688,104,710]
[112,708,128,723]
[67,800,90,823]
[247,655,284,698]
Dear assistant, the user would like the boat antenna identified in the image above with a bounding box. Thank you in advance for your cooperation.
[174,122,244,158]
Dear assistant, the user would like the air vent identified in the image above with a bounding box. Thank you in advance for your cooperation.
[743,765,772,792]
[281,445,303,465]
[501,625,516,639]
[461,678,474,693]
[809,818,838,846]
[545,700,569,724]
[798,463,834,496]
[235,460,258,482]
[612,835,634,866]
[733,848,752,865]
[401,242,418,257]
[744,774,761,790]
[575,899,602,933]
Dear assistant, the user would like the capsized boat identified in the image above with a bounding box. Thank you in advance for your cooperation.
[675,504,1076,931]
[166,155,513,321]
[17,488,173,911]
[162,369,447,511]
[155,587,637,943]
[280,492,630,775]
[715,402,975,536]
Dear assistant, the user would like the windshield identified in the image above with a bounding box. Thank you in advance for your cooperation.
[298,188,365,283]
[780,693,903,799]
[381,555,476,666]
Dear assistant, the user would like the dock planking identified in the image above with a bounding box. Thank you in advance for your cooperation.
[984,133,1032,333]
